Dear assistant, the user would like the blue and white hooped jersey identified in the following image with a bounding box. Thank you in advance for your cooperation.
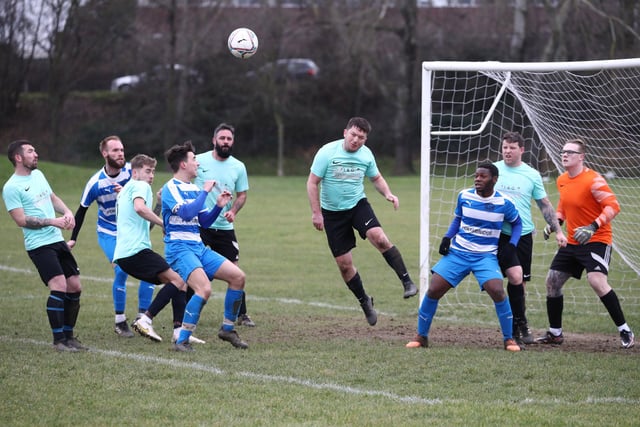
[451,188,519,254]
[79,164,132,236]
[162,178,207,243]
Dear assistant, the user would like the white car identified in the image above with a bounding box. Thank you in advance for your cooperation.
[110,64,203,92]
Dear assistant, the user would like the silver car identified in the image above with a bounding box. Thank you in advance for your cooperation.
[110,64,203,92]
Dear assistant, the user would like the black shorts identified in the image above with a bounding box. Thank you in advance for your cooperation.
[200,228,239,262]
[27,241,80,286]
[322,198,381,258]
[549,242,611,280]
[114,249,171,285]
[498,232,533,281]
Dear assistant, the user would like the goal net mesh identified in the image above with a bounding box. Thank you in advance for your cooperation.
[422,61,640,320]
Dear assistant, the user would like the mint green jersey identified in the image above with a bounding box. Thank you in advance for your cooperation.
[2,169,64,251]
[195,152,249,231]
[494,160,547,235]
[113,179,153,261]
[310,139,380,211]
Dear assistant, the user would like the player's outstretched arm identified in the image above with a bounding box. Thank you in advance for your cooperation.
[370,174,399,210]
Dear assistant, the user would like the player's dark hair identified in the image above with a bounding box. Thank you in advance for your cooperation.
[99,135,121,153]
[165,140,195,172]
[346,117,372,134]
[130,154,157,170]
[7,139,31,166]
[478,160,499,178]
[502,131,525,147]
[214,123,235,137]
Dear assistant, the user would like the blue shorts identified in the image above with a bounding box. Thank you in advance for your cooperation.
[165,240,226,283]
[97,232,116,263]
[431,249,503,290]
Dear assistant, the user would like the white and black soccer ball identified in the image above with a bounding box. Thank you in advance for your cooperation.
[228,28,259,59]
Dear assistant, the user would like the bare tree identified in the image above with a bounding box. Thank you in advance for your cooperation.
[509,0,528,60]
[391,0,418,175]
[541,0,640,61]
[41,0,134,156]
[136,0,225,149]
[0,0,41,126]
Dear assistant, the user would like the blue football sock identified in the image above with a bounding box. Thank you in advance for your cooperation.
[178,294,206,344]
[495,298,514,341]
[417,296,439,337]
[223,289,244,329]
[138,281,155,312]
[113,264,128,314]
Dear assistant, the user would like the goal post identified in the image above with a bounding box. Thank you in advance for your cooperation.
[420,58,640,319]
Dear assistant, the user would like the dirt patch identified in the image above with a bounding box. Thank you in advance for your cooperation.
[253,316,636,354]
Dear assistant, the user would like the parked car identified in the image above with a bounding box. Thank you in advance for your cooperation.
[246,58,319,81]
[110,64,203,92]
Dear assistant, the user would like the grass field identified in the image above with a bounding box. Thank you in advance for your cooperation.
[0,162,638,426]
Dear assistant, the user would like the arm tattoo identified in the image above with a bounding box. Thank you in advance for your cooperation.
[538,199,560,232]
[24,216,51,229]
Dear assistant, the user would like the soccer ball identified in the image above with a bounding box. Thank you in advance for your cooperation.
[227,28,259,59]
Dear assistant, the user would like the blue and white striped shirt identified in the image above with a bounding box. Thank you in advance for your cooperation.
[161,178,207,244]
[449,188,520,254]
[79,164,132,236]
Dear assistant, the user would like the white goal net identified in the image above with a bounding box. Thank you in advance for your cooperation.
[420,59,640,321]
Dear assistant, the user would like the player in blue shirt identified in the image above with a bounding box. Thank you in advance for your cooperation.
[307,117,417,327]
[68,136,155,338]
[162,141,246,352]
[3,140,87,352]
[406,161,524,352]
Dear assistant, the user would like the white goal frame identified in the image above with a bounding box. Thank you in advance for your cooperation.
[420,58,640,302]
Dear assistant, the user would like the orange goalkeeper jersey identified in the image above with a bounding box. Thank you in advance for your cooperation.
[556,167,620,245]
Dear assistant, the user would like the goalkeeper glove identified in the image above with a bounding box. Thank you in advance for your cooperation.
[573,222,599,245]
[439,237,451,256]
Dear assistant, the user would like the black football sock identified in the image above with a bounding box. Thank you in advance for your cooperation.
[172,290,187,326]
[346,272,367,303]
[546,295,564,330]
[147,283,179,317]
[47,291,66,343]
[63,291,81,339]
[239,293,248,317]
[382,246,412,283]
[185,286,195,303]
[507,283,526,323]
[600,289,627,327]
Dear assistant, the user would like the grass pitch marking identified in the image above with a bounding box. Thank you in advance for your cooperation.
[1,336,440,405]
[2,336,638,406]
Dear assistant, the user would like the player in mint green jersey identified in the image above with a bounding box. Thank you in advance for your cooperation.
[307,117,417,327]
[495,131,565,345]
[195,123,254,327]
[3,140,86,352]
[113,154,203,345]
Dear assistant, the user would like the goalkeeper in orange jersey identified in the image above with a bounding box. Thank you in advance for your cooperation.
[537,138,634,349]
